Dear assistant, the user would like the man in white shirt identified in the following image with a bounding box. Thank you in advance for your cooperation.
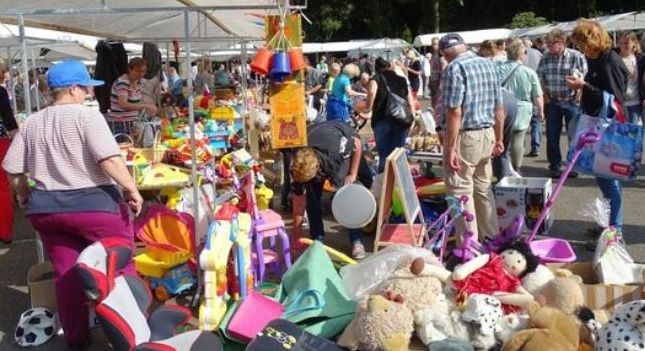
[422,53,432,99]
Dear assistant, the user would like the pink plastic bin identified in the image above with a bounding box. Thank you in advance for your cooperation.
[529,238,576,263]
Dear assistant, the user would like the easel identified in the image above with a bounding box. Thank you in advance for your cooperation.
[374,147,426,252]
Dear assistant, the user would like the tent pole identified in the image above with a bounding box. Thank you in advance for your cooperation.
[185,9,202,310]
[7,47,17,114]
[240,41,248,137]
[165,41,170,76]
[18,14,31,115]
[31,49,40,111]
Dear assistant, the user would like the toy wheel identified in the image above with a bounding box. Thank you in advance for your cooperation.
[155,286,170,302]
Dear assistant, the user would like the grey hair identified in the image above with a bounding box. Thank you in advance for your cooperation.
[50,86,72,101]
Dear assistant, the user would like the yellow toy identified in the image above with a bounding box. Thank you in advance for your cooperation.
[198,212,254,331]
[255,183,274,210]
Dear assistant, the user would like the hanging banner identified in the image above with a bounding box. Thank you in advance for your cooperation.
[270,82,307,149]
[265,14,303,47]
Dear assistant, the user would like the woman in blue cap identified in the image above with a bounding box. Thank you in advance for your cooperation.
[3,60,142,350]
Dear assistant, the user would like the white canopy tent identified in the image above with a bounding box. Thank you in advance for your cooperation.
[413,28,512,46]
[511,11,645,38]
[348,38,411,58]
[302,40,372,54]
[0,0,297,307]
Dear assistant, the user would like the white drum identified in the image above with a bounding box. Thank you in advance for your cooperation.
[331,184,377,229]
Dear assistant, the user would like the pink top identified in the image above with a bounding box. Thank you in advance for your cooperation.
[3,104,120,191]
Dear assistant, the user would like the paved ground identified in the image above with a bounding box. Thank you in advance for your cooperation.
[1,130,644,350]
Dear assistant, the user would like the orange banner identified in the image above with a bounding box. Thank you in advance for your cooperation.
[270,82,307,149]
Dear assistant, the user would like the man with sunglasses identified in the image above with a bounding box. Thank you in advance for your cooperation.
[536,29,588,178]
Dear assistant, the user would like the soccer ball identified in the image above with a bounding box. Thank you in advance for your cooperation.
[14,307,57,347]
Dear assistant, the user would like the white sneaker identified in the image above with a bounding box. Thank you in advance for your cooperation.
[302,213,309,229]
[510,169,522,178]
[352,241,366,259]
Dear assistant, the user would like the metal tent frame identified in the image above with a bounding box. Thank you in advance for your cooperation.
[7,1,300,308]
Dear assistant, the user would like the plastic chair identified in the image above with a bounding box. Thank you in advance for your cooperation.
[241,171,292,283]
[75,239,223,351]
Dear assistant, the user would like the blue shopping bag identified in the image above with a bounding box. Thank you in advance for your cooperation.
[567,92,644,181]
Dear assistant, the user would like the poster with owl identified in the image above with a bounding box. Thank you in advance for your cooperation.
[270,82,307,149]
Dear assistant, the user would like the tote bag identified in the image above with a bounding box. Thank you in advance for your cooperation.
[274,241,356,338]
[567,92,643,181]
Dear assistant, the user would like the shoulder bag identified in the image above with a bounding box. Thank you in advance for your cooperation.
[381,74,413,126]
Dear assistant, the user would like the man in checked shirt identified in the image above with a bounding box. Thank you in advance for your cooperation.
[537,29,588,178]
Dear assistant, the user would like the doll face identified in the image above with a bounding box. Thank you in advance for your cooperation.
[500,249,527,277]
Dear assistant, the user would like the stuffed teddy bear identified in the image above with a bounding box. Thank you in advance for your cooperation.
[338,294,414,351]
[501,301,580,351]
[537,270,584,315]
[521,264,555,296]
[383,263,444,311]
[577,300,645,351]
[415,293,509,350]
[452,241,539,314]
[414,292,471,345]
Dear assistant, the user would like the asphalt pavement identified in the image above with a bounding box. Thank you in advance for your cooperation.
[1,129,644,350]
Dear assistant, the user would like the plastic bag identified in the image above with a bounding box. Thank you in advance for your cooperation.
[579,198,610,229]
[594,228,636,284]
[339,245,441,300]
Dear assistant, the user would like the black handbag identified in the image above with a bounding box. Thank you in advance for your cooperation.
[381,74,413,126]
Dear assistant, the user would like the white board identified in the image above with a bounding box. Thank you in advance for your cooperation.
[390,148,421,224]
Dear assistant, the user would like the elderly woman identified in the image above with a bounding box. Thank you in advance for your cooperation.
[325,63,365,122]
[3,60,143,351]
[108,57,158,135]
[0,65,18,244]
[566,19,629,235]
[496,37,545,172]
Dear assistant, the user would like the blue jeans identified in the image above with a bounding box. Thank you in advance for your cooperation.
[373,119,410,173]
[596,177,623,232]
[529,109,541,153]
[545,101,580,171]
[626,104,643,125]
[305,157,373,244]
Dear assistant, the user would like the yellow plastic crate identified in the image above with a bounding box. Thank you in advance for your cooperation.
[134,250,192,278]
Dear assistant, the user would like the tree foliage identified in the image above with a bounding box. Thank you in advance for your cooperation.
[509,12,549,29]
[302,0,643,42]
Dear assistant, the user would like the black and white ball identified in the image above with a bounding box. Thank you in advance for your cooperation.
[15,307,57,347]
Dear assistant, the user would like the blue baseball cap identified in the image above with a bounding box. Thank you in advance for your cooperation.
[47,60,104,88]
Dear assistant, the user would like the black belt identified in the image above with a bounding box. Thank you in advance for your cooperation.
[462,125,492,131]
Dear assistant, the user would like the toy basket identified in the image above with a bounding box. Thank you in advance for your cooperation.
[131,132,166,164]
[134,249,192,278]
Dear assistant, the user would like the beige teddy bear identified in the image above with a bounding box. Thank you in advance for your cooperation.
[339,294,415,351]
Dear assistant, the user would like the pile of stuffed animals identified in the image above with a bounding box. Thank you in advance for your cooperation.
[335,241,643,351]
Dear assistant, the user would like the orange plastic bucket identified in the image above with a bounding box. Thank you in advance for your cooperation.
[251,47,273,76]
[289,47,305,71]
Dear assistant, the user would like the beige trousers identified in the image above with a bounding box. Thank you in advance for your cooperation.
[444,128,499,242]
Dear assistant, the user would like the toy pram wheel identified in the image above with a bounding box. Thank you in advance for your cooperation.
[155,285,170,301]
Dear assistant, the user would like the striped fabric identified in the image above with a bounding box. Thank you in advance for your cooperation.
[2,104,120,190]
[536,48,588,102]
[440,51,503,130]
[108,74,142,122]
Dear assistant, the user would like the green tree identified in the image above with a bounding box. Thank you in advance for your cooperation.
[509,11,549,29]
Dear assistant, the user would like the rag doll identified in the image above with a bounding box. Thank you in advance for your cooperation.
[452,241,539,314]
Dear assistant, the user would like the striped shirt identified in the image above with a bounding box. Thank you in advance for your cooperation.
[440,51,502,130]
[108,74,142,122]
[3,104,120,190]
[536,48,588,102]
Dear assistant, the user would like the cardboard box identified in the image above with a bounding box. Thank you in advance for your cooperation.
[494,177,552,233]
[28,262,57,312]
[548,262,645,311]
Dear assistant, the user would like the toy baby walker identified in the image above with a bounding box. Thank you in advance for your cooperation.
[199,209,254,331]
